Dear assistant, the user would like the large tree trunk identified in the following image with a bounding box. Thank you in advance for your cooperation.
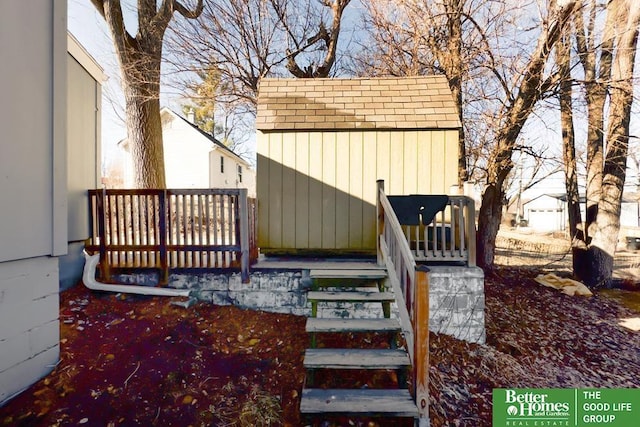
[124,90,166,188]
[91,0,203,189]
[119,42,167,188]
[557,30,584,278]
[576,0,615,240]
[558,33,581,240]
[445,0,467,186]
[573,0,640,288]
[477,184,504,269]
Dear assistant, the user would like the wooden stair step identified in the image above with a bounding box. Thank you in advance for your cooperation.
[307,290,395,303]
[306,318,401,333]
[304,348,410,369]
[309,269,387,280]
[300,388,418,417]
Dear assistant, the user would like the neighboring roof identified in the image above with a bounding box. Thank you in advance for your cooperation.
[164,108,249,166]
[118,108,250,167]
[522,193,566,208]
[256,76,461,131]
[67,31,105,82]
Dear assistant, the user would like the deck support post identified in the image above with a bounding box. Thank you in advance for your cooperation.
[414,265,430,425]
[97,188,111,281]
[238,188,250,283]
[465,197,477,267]
[159,190,169,284]
[376,180,385,266]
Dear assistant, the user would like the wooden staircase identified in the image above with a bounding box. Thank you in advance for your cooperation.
[300,268,419,423]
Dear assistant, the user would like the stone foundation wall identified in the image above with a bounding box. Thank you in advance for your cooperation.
[428,266,485,344]
[113,265,485,344]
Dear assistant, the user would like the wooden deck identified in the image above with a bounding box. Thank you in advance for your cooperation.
[252,257,382,271]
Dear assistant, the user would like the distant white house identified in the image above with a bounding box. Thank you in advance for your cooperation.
[523,193,640,232]
[522,194,568,232]
[119,107,255,196]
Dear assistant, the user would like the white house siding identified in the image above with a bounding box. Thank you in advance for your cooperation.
[0,259,60,403]
[0,0,66,404]
[523,193,639,233]
[121,109,255,196]
[66,33,102,242]
[209,149,256,197]
[162,112,212,188]
[621,201,639,228]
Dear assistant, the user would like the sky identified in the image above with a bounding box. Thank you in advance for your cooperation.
[66,0,638,200]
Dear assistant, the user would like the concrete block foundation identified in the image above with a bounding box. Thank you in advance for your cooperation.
[112,264,485,344]
[428,266,485,344]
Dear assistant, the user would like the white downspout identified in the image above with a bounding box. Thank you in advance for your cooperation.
[82,250,191,297]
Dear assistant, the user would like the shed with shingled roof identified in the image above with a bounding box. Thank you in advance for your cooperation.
[255,76,461,255]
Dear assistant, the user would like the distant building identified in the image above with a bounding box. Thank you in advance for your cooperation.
[119,107,255,196]
[522,194,568,232]
[523,193,640,232]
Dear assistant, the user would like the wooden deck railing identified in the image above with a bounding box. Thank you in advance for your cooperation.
[376,180,477,423]
[376,180,430,422]
[385,193,476,267]
[86,188,258,283]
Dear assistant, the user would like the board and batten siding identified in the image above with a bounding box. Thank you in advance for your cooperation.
[257,129,458,253]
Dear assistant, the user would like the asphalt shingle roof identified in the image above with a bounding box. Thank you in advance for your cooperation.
[256,76,461,131]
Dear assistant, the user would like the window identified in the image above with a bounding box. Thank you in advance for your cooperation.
[238,165,243,183]
[220,156,224,174]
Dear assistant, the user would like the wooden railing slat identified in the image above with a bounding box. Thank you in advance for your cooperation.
[87,189,257,281]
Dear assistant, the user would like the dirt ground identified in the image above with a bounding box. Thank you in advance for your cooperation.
[495,228,640,281]
[1,230,639,426]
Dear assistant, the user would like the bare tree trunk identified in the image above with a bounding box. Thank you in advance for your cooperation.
[477,184,503,269]
[576,0,615,240]
[445,0,467,186]
[558,29,585,277]
[573,0,640,288]
[476,0,578,270]
[92,0,203,189]
[117,35,167,189]
[124,86,166,188]
[557,32,582,241]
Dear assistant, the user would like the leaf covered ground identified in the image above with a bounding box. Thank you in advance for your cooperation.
[1,267,639,426]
